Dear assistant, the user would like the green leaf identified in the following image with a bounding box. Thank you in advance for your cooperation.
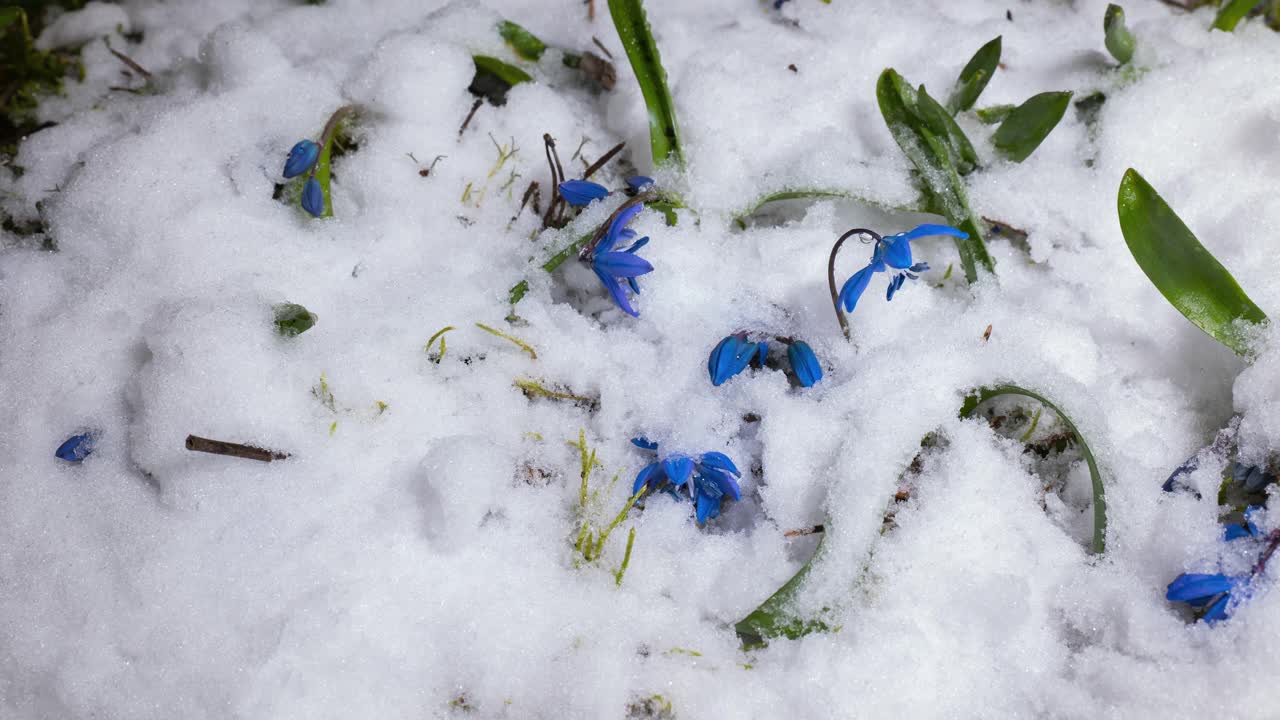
[877,68,995,283]
[734,536,830,649]
[1213,0,1262,31]
[960,384,1107,554]
[992,91,1072,163]
[1104,4,1135,64]
[947,36,1001,114]
[975,104,1014,125]
[608,0,683,168]
[732,188,912,227]
[273,303,317,337]
[1117,169,1267,354]
[497,20,546,61]
[472,55,533,87]
[914,84,978,175]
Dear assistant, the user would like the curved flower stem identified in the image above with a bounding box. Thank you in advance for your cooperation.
[827,228,880,342]
[1253,530,1280,576]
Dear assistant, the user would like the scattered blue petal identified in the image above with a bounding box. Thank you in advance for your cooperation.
[631,437,659,450]
[787,340,823,387]
[558,179,610,207]
[301,177,324,217]
[55,432,96,462]
[283,139,320,178]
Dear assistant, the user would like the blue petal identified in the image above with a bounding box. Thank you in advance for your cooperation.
[558,180,610,207]
[898,223,969,242]
[631,437,659,450]
[787,341,823,387]
[699,451,741,478]
[1224,524,1252,541]
[709,335,751,386]
[593,267,638,317]
[627,277,642,295]
[55,432,96,462]
[633,462,664,495]
[301,177,324,217]
[1167,573,1237,603]
[662,457,695,491]
[598,203,645,254]
[696,490,720,524]
[624,236,650,253]
[626,176,654,193]
[838,259,884,313]
[756,341,769,366]
[283,139,320,178]
[1201,593,1232,623]
[886,273,906,301]
[909,262,930,273]
[882,236,914,269]
[594,251,654,278]
[702,467,742,501]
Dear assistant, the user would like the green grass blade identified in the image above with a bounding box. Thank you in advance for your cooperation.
[498,20,546,61]
[608,0,683,168]
[878,69,995,282]
[992,91,1072,163]
[960,385,1107,554]
[1104,4,1135,64]
[947,36,1001,114]
[733,536,829,649]
[1214,0,1262,31]
[1117,169,1267,354]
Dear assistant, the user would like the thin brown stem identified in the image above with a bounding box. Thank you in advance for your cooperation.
[458,98,483,137]
[828,228,879,342]
[185,435,288,462]
[591,36,613,59]
[582,141,625,180]
[541,134,567,229]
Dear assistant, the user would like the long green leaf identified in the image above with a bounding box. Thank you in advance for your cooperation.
[1213,0,1262,31]
[472,55,533,87]
[992,91,1072,163]
[1117,169,1267,354]
[877,69,994,282]
[915,84,978,174]
[947,36,1001,114]
[960,385,1107,554]
[1104,4,1135,64]
[731,188,912,227]
[608,0,683,168]
[733,536,829,649]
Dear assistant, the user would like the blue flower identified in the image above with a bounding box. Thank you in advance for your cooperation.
[1232,461,1276,493]
[632,446,743,525]
[1166,573,1247,623]
[1224,506,1264,541]
[559,180,610,207]
[708,334,761,386]
[283,139,320,179]
[837,224,967,313]
[626,176,654,193]
[301,177,324,217]
[786,340,822,387]
[55,432,96,462]
[591,204,652,317]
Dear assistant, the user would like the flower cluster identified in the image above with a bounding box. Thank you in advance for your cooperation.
[1166,505,1277,623]
[631,438,743,524]
[708,334,823,388]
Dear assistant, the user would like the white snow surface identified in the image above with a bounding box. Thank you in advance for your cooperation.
[3,0,1280,717]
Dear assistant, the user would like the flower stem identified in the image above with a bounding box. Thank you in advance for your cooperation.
[827,228,879,342]
[1253,529,1280,576]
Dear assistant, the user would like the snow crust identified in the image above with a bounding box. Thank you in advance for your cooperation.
[4,0,1280,717]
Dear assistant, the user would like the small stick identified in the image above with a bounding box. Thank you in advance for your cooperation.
[582,141,625,180]
[783,524,825,537]
[108,47,152,79]
[185,435,289,462]
[591,36,613,59]
[458,98,483,137]
[982,324,993,342]
[587,0,595,20]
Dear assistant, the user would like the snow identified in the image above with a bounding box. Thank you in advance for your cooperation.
[3,0,1280,717]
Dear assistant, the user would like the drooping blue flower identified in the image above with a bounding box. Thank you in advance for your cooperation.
[1166,572,1246,623]
[590,204,652,317]
[837,224,967,313]
[559,179,610,207]
[301,177,324,217]
[283,139,320,179]
[787,340,822,387]
[626,176,654,193]
[708,334,759,386]
[55,432,96,462]
[632,445,743,525]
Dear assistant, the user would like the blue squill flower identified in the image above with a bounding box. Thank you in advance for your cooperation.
[837,224,967,313]
[626,176,654,193]
[591,204,652,317]
[559,180,610,207]
[632,444,743,524]
[708,334,762,386]
[283,139,320,179]
[55,432,97,462]
[1166,573,1247,623]
[786,340,822,387]
[301,177,324,217]
[1166,507,1277,625]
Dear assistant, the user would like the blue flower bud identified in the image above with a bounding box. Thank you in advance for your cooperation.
[708,335,756,386]
[55,432,97,462]
[558,179,610,207]
[787,341,823,387]
[283,139,320,179]
[301,177,324,217]
[626,176,654,193]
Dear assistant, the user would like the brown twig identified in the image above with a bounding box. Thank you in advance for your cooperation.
[185,435,289,462]
[591,36,614,59]
[513,181,541,224]
[783,524,825,537]
[582,141,625,180]
[541,134,567,229]
[108,46,152,79]
[587,0,595,20]
[458,98,483,137]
